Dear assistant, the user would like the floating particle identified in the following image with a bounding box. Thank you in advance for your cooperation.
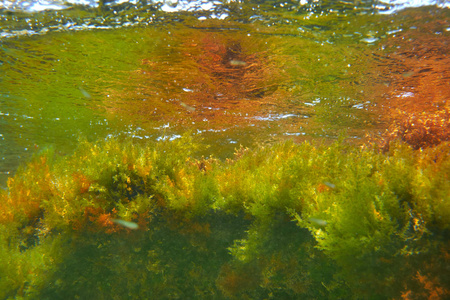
[111,218,139,230]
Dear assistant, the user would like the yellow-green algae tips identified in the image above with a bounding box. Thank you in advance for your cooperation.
[0,137,448,299]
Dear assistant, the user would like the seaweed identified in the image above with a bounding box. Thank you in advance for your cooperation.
[0,136,448,299]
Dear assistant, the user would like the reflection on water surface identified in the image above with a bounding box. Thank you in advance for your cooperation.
[0,2,448,181]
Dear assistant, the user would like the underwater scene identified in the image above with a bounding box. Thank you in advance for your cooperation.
[0,0,449,299]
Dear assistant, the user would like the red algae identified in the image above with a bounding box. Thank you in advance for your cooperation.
[373,12,450,150]
[400,248,450,300]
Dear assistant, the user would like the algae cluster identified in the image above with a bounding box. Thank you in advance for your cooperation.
[0,135,448,299]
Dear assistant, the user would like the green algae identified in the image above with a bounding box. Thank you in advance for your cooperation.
[0,136,448,299]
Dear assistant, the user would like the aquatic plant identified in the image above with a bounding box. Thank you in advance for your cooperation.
[381,110,450,151]
[0,135,448,299]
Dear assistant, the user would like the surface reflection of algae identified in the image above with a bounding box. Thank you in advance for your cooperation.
[107,26,288,128]
[102,21,385,150]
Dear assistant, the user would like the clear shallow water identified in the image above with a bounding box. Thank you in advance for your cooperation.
[0,0,449,185]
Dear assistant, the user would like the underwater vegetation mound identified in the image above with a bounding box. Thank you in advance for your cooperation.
[0,136,449,299]
[380,109,450,151]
